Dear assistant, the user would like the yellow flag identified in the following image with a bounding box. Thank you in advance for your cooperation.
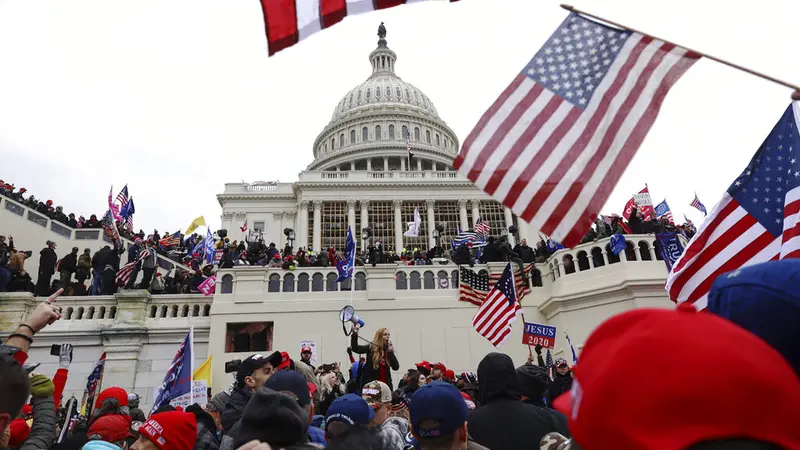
[193,355,212,385]
[186,216,206,235]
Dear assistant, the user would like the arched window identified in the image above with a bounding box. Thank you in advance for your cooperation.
[425,130,431,143]
[331,138,335,150]
[396,87,401,98]
[326,273,338,291]
[405,88,411,100]
[312,273,324,291]
[375,125,381,140]
[591,247,605,267]
[395,271,408,290]
[389,124,395,139]
[577,251,590,271]
[385,87,390,97]
[268,274,280,292]
[355,272,367,290]
[375,87,380,98]
[297,273,310,292]
[410,271,422,290]
[339,133,344,148]
[414,127,420,141]
[362,127,368,141]
[638,241,652,261]
[402,125,409,139]
[423,271,436,289]
[350,129,356,143]
[436,134,440,146]
[283,273,295,292]
[221,274,233,294]
[366,88,371,99]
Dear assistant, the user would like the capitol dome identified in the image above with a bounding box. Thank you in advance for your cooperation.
[309,25,459,172]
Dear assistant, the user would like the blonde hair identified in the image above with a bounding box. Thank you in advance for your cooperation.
[371,328,389,369]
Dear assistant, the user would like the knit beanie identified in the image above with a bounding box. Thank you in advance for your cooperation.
[82,441,122,450]
[29,374,55,397]
[233,388,310,449]
[95,387,129,408]
[8,418,30,447]
[138,411,197,450]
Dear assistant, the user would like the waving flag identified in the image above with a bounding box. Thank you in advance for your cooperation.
[690,193,708,216]
[259,0,461,56]
[115,185,129,207]
[192,239,205,259]
[205,229,215,264]
[565,332,579,364]
[403,208,421,238]
[108,186,122,222]
[474,218,491,237]
[472,264,522,347]
[667,104,800,310]
[151,329,193,414]
[159,231,181,248]
[116,249,150,286]
[82,352,106,416]
[186,216,206,235]
[101,210,120,244]
[120,197,135,231]
[654,199,674,223]
[454,12,698,248]
[336,226,356,282]
[198,275,216,296]
[240,221,248,233]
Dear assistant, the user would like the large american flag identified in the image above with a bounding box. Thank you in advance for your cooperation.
[474,218,491,237]
[666,104,800,310]
[459,264,533,306]
[259,0,460,56]
[159,231,181,248]
[454,12,698,248]
[472,264,521,347]
[116,248,151,287]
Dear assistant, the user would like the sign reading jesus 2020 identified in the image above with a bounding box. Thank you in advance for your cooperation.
[522,322,557,349]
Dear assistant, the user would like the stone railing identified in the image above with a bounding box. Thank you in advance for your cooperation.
[297,170,469,183]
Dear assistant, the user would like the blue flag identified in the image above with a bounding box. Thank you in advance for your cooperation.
[205,228,214,264]
[610,234,627,255]
[192,239,204,259]
[151,330,193,414]
[546,239,564,254]
[120,198,135,219]
[565,332,579,364]
[336,226,356,282]
[656,232,685,271]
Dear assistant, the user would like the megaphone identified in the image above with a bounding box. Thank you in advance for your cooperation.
[339,305,365,335]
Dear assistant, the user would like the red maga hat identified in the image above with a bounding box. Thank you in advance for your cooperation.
[553,304,800,450]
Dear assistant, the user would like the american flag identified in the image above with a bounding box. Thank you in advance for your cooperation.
[454,12,698,248]
[459,264,533,306]
[654,199,674,223]
[85,352,106,397]
[407,130,414,161]
[545,348,554,381]
[690,193,707,216]
[240,221,248,233]
[159,231,181,248]
[115,185,129,207]
[474,218,491,237]
[258,0,460,56]
[452,229,486,249]
[666,104,800,310]
[472,264,521,347]
[116,248,151,286]
[101,210,119,243]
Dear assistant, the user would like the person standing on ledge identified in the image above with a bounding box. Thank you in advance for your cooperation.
[350,326,399,392]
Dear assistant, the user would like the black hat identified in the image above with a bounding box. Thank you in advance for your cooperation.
[264,370,310,407]
[233,388,309,449]
[236,354,272,387]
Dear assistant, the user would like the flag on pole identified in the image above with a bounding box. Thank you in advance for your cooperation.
[690,193,708,216]
[186,216,206,235]
[336,226,356,282]
[545,348,554,381]
[193,356,212,387]
[108,186,122,222]
[101,210,120,244]
[115,185,129,207]
[159,231,181,248]
[474,217,491,237]
[634,186,656,221]
[458,264,533,306]
[240,221,248,233]
[57,397,79,444]
[83,352,106,417]
[654,199,674,223]
[198,275,216,296]
[454,12,698,248]
[472,263,522,347]
[116,249,150,286]
[205,228,215,264]
[565,332,579,364]
[667,104,800,310]
[120,197,135,231]
[151,330,193,414]
[403,208,422,237]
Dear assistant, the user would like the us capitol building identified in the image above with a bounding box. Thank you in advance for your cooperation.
[0,28,676,412]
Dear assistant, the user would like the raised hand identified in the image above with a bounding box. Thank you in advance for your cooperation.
[25,289,64,333]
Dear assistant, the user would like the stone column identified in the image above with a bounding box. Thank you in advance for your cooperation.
[312,201,322,252]
[221,213,233,237]
[400,157,406,171]
[285,211,297,249]
[458,199,468,231]
[504,207,516,246]
[347,200,356,237]
[426,199,436,248]
[394,199,403,252]
[470,200,481,227]
[350,161,355,171]
[360,200,369,252]
[416,158,422,171]
[297,202,308,249]
[366,159,372,171]
[383,157,389,171]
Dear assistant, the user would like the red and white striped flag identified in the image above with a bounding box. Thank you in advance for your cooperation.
[667,103,800,310]
[259,0,460,56]
[454,12,698,248]
[472,264,521,348]
[116,249,151,287]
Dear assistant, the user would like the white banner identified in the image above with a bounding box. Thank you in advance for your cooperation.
[300,340,318,366]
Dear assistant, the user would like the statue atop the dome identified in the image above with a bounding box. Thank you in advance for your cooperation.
[378,22,387,40]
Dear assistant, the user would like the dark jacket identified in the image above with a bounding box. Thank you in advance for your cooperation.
[187,404,220,450]
[547,372,573,407]
[468,353,570,450]
[20,393,57,450]
[39,247,57,275]
[61,252,78,273]
[513,244,535,263]
[350,333,400,390]
[219,387,252,450]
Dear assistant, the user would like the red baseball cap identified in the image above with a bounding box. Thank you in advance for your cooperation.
[432,362,447,372]
[553,305,800,449]
[95,387,129,408]
[139,411,197,450]
[87,414,134,442]
[444,369,455,380]
[301,346,312,353]
[415,361,431,375]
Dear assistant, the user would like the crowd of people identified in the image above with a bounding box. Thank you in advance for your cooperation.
[2,263,798,450]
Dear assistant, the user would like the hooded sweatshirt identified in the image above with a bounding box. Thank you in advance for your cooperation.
[467,353,569,450]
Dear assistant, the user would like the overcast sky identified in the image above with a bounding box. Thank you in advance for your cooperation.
[1,0,799,234]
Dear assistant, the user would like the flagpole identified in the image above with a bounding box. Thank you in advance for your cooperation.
[561,4,800,94]
[190,327,195,406]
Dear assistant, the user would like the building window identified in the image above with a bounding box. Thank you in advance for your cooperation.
[324,142,327,152]
[389,124,395,139]
[433,201,460,249]
[307,204,314,249]
[366,88,371,99]
[339,133,344,148]
[401,201,427,252]
[402,125,409,139]
[414,127,420,141]
[477,201,506,237]
[350,129,356,144]
[362,127,368,141]
[322,201,348,251]
[225,322,273,353]
[445,138,448,148]
[405,88,411,100]
[435,134,440,146]
[396,87,401,98]
[425,130,431,144]
[253,221,265,232]
[331,138,335,150]
[385,87,390,97]
[368,201,395,252]
[375,125,381,140]
[357,90,361,102]
[376,87,381,98]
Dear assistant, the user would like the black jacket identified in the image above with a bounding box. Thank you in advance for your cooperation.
[468,353,570,450]
[219,387,253,450]
[61,252,78,273]
[350,333,400,390]
[39,248,57,275]
[513,244,535,263]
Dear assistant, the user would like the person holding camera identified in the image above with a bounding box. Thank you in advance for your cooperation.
[350,326,399,392]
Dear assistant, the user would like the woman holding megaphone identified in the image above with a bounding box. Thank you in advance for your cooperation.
[351,325,400,391]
